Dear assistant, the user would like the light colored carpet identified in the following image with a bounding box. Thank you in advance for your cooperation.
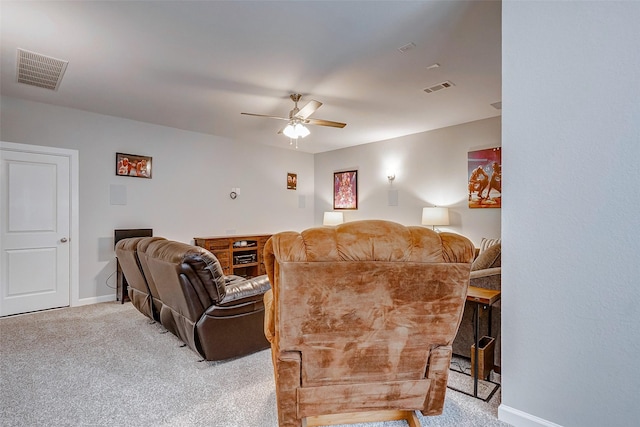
[0,302,511,427]
[448,359,501,402]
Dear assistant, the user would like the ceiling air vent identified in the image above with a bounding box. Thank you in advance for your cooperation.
[16,48,69,91]
[423,80,455,94]
[397,42,416,53]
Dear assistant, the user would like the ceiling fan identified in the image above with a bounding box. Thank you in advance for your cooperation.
[241,94,346,144]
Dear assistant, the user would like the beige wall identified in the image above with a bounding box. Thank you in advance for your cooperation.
[314,116,502,246]
[1,96,501,301]
[501,2,640,426]
[0,96,315,301]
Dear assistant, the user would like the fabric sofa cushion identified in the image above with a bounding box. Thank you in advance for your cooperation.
[472,242,501,271]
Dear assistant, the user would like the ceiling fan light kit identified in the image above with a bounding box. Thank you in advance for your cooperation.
[241,93,346,147]
[283,122,310,139]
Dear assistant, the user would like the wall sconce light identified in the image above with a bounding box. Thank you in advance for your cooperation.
[386,171,396,184]
[323,211,344,226]
[421,207,450,231]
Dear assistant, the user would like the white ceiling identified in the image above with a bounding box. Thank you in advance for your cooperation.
[0,1,501,154]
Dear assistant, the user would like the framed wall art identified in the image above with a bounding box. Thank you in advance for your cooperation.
[116,153,152,179]
[468,147,501,208]
[333,170,358,210]
[287,172,297,190]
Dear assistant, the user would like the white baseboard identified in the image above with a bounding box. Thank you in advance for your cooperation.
[499,404,563,427]
[75,294,117,306]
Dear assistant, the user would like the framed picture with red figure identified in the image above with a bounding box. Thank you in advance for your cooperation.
[333,170,358,210]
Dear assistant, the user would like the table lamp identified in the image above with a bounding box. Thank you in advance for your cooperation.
[421,207,450,231]
[323,211,344,226]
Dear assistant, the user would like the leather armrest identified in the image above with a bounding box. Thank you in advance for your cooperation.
[225,274,245,284]
[219,274,271,305]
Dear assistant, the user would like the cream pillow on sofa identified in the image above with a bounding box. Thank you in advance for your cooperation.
[479,237,501,254]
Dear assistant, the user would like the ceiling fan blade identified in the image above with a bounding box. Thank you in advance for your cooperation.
[241,112,290,121]
[305,118,347,128]
[295,100,322,119]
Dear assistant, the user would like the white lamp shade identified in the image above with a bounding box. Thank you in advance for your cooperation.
[421,207,450,226]
[323,211,344,226]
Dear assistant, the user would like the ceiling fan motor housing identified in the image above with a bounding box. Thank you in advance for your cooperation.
[289,93,302,118]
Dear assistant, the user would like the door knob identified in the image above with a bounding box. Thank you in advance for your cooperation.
[60,237,68,243]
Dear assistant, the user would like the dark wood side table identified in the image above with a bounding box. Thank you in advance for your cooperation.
[466,286,501,398]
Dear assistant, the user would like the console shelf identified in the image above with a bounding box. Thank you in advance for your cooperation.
[194,234,271,278]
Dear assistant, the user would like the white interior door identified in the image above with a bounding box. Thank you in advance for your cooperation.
[1,147,71,316]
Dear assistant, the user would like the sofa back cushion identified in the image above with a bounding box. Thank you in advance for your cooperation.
[268,219,474,264]
[141,240,227,321]
[115,237,154,318]
[135,236,167,302]
[115,237,150,296]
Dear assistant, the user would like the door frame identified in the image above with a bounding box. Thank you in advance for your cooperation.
[1,141,79,308]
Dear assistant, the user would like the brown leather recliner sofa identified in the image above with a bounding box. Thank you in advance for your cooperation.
[263,220,475,427]
[115,237,271,361]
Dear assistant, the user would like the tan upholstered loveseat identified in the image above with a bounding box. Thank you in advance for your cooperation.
[263,220,475,427]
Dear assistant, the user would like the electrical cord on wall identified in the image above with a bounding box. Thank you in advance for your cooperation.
[104,270,116,290]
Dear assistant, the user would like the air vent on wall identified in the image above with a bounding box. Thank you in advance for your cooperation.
[16,48,68,91]
[423,80,455,94]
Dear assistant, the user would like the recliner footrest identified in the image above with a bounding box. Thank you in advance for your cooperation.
[297,379,431,418]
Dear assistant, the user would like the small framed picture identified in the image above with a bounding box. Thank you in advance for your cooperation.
[333,170,358,210]
[116,153,152,179]
[287,172,297,190]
